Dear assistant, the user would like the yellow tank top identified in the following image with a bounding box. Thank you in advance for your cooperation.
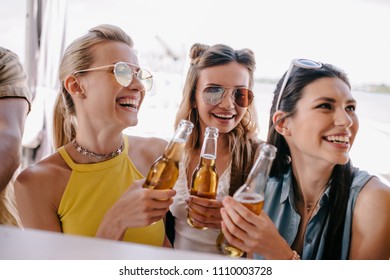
[57,135,165,246]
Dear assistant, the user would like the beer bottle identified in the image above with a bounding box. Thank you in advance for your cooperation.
[143,120,194,190]
[216,143,277,257]
[187,127,219,230]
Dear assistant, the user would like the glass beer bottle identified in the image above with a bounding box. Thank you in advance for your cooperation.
[143,119,194,190]
[216,143,277,257]
[187,127,219,230]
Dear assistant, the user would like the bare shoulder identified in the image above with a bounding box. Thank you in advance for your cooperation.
[126,134,168,175]
[358,176,390,205]
[15,152,71,199]
[353,176,390,228]
[128,135,168,155]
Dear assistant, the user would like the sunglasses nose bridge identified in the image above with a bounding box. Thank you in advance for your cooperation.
[217,88,236,107]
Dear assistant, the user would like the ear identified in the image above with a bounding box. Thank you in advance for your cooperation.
[64,75,86,99]
[272,110,291,136]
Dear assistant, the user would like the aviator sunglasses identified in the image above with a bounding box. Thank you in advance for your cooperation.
[201,86,254,108]
[275,58,322,110]
[73,62,153,91]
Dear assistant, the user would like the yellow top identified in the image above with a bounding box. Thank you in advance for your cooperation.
[57,135,165,246]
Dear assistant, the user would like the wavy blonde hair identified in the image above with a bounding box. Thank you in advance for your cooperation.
[175,43,260,194]
[52,24,134,149]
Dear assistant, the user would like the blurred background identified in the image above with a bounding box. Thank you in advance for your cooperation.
[0,0,389,183]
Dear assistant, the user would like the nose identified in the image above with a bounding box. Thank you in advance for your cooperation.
[334,108,353,128]
[128,74,145,92]
[218,90,235,109]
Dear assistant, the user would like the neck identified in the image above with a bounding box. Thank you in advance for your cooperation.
[291,162,332,206]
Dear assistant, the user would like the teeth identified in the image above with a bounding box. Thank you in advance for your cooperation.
[325,135,350,143]
[118,98,139,107]
[213,113,234,119]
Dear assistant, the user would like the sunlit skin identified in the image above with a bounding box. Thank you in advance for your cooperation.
[220,77,390,259]
[195,61,249,137]
[283,77,358,172]
[15,39,176,245]
[74,41,145,138]
[187,61,252,229]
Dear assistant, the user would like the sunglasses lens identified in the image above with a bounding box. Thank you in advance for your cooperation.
[295,59,322,69]
[137,69,153,91]
[202,87,225,105]
[234,88,253,107]
[114,62,132,87]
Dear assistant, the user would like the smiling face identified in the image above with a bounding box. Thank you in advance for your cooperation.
[283,77,359,166]
[75,40,145,130]
[194,61,250,135]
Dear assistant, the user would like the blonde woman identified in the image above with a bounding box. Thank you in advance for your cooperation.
[15,25,175,246]
[169,43,261,253]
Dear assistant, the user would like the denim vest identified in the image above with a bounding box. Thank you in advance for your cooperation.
[254,168,372,260]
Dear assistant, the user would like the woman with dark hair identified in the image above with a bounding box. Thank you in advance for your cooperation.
[221,59,390,259]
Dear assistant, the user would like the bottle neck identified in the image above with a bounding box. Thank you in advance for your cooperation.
[200,136,217,159]
[165,120,193,161]
[236,145,276,196]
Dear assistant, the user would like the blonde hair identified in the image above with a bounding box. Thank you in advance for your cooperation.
[0,175,21,227]
[175,43,260,194]
[53,24,134,148]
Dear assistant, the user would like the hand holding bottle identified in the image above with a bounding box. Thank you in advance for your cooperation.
[187,196,223,229]
[187,127,219,230]
[221,196,293,260]
[217,143,277,257]
[97,179,176,240]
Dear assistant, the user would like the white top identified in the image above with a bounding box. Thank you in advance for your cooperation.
[170,160,231,254]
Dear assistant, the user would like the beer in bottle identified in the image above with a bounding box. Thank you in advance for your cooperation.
[187,127,219,230]
[216,143,277,257]
[143,120,194,190]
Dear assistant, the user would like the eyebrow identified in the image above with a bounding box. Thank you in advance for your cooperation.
[206,83,248,88]
[314,97,356,104]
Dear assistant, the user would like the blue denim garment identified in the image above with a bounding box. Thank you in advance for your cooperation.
[254,168,372,260]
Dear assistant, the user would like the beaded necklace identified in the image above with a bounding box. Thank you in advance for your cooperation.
[72,139,124,160]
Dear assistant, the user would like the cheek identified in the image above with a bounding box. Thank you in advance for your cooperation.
[236,107,248,121]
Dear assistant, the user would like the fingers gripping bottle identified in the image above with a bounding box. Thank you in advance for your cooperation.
[143,120,194,190]
[187,127,219,230]
[216,143,277,257]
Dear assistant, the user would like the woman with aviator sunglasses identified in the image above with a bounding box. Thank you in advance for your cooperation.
[221,59,390,259]
[15,24,176,246]
[168,43,262,254]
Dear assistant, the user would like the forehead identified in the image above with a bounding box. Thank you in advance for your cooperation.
[90,41,139,66]
[197,61,250,87]
[300,77,354,103]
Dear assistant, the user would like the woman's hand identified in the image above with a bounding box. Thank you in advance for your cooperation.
[221,196,293,259]
[187,195,223,229]
[96,179,176,240]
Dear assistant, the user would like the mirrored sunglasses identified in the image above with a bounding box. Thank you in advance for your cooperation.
[202,86,254,108]
[73,62,153,91]
[275,58,322,110]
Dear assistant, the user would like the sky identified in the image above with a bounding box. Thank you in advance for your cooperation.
[0,0,389,86]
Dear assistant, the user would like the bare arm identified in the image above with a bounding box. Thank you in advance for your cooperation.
[14,162,64,232]
[0,98,28,191]
[349,177,390,259]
